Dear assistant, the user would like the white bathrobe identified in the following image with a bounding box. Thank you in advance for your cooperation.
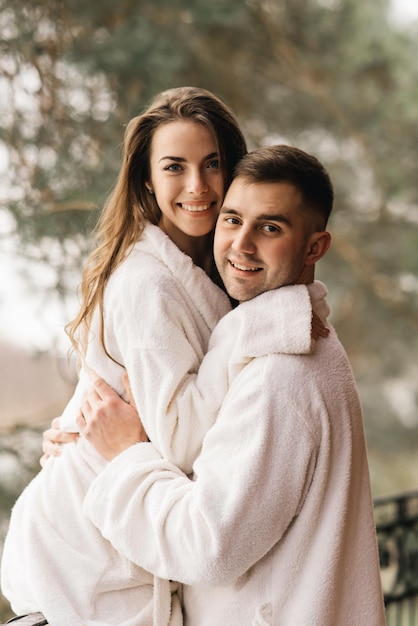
[1,224,317,626]
[83,281,386,626]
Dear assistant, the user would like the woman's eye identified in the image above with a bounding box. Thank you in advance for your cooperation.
[207,159,220,169]
[165,163,182,172]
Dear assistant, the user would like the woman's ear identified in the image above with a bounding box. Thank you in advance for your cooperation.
[304,231,331,265]
[145,183,154,195]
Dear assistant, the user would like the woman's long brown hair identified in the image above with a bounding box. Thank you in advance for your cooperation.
[66,86,247,361]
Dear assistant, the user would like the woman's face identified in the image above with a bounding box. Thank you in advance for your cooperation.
[148,120,224,249]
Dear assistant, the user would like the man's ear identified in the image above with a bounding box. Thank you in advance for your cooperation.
[304,231,331,265]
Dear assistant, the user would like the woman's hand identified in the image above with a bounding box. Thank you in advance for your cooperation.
[40,417,79,467]
[77,371,149,462]
[312,311,329,340]
[294,268,329,340]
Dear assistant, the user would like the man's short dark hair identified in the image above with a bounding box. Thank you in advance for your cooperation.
[234,145,334,231]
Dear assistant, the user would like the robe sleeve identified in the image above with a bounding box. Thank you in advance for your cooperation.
[83,355,318,585]
[105,275,315,474]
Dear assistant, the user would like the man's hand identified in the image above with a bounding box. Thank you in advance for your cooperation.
[77,371,149,462]
[40,417,79,467]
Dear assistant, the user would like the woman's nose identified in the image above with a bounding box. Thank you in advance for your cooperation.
[186,170,209,194]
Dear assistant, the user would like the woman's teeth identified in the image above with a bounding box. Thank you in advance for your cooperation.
[181,203,211,212]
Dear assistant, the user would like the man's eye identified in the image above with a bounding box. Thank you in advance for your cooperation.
[225,216,240,225]
[262,224,280,233]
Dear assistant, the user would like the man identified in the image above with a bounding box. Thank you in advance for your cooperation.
[79,145,386,625]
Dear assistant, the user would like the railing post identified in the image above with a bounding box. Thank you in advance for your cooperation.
[374,490,418,624]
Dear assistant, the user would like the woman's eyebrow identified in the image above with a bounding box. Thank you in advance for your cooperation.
[158,151,219,164]
[158,156,185,163]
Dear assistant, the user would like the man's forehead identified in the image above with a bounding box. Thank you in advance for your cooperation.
[222,179,302,217]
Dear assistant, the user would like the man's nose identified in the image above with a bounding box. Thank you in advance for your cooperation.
[232,227,256,254]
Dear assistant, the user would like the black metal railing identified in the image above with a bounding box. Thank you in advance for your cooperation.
[374,490,418,625]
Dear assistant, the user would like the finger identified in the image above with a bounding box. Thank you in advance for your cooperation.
[40,453,49,468]
[85,387,102,407]
[89,370,118,402]
[80,392,94,420]
[312,312,329,338]
[76,410,86,432]
[42,440,63,458]
[317,323,330,337]
[312,323,329,339]
[44,427,78,445]
[122,371,137,410]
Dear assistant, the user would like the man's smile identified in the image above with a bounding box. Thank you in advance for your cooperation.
[228,259,262,272]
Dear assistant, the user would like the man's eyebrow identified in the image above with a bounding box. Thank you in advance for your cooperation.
[158,151,219,164]
[219,206,239,215]
[219,206,292,226]
[258,213,292,226]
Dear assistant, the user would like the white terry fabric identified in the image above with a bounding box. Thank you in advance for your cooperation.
[84,282,386,626]
[2,223,225,626]
[1,223,317,626]
[60,233,315,474]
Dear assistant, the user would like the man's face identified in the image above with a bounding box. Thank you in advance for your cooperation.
[214,178,315,303]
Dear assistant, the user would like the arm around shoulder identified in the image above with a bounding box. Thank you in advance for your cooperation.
[84,357,318,586]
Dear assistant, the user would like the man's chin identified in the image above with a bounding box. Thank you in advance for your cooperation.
[225,285,261,303]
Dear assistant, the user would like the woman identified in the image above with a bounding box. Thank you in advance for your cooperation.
[2,86,246,626]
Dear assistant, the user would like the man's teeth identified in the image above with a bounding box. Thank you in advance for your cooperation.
[182,203,211,212]
[230,261,259,272]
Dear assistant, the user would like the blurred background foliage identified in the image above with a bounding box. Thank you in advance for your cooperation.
[1,0,418,495]
[1,0,418,619]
